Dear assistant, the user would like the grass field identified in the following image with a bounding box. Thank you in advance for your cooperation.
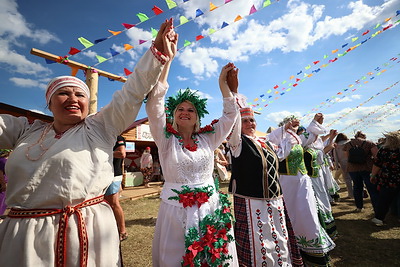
[120,183,400,267]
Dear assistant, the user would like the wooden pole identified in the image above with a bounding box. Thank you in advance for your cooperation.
[30,48,127,82]
[86,71,99,114]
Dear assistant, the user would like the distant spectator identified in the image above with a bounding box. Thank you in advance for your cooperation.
[370,130,400,226]
[140,147,153,188]
[343,131,379,213]
[104,136,128,241]
[333,133,353,199]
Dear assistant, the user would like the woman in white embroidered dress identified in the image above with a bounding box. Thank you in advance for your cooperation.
[0,20,174,266]
[146,27,239,266]
[268,116,335,266]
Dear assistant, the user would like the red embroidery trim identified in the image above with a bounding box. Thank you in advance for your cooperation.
[8,195,104,267]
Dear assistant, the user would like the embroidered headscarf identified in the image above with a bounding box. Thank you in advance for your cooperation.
[45,76,90,105]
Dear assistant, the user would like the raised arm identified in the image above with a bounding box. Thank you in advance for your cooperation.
[146,19,179,149]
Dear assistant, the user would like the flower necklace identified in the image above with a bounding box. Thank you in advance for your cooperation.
[164,120,218,152]
[25,123,76,161]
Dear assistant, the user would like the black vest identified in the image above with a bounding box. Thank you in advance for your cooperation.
[229,135,281,198]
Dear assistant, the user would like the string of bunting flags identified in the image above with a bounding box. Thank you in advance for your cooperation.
[301,54,400,122]
[325,80,400,128]
[247,10,400,112]
[45,0,280,78]
[339,90,400,133]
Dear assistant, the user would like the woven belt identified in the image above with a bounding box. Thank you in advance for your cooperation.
[8,195,105,267]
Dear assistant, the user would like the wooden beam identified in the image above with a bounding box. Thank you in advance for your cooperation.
[30,48,127,83]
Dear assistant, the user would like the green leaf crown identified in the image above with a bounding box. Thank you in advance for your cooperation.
[165,88,209,122]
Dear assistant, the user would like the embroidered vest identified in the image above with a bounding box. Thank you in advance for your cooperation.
[230,135,282,199]
[304,148,320,178]
[278,144,308,176]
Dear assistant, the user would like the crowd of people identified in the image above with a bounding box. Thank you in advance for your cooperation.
[0,18,399,267]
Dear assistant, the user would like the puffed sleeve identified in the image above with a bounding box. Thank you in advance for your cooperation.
[205,96,239,151]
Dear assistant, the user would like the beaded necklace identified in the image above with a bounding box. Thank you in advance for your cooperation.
[25,123,75,161]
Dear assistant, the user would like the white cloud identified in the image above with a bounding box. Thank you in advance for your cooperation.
[177,75,189,81]
[175,0,400,79]
[0,0,58,76]
[0,40,52,76]
[265,110,303,126]
[125,27,152,52]
[323,104,400,140]
[177,46,219,78]
[336,94,362,102]
[9,77,47,89]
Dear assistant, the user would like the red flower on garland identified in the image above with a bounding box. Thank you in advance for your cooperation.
[182,252,195,267]
[184,143,198,152]
[179,192,197,208]
[188,241,204,258]
[210,247,222,262]
[198,119,219,134]
[216,228,228,241]
[222,206,230,214]
[195,192,210,207]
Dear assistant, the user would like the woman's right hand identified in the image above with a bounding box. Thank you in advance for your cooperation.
[154,18,178,60]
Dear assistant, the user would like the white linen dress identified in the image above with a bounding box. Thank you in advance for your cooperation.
[0,48,165,266]
[268,127,335,256]
[146,82,239,267]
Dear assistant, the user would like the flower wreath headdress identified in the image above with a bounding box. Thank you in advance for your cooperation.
[165,88,209,123]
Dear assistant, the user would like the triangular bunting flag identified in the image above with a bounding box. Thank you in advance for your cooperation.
[108,30,122,36]
[78,37,94,48]
[110,48,120,57]
[196,35,204,41]
[71,67,79,77]
[249,5,257,14]
[332,49,338,53]
[122,23,135,29]
[221,22,229,28]
[180,16,189,25]
[96,55,107,63]
[210,2,217,11]
[209,28,216,34]
[351,37,358,42]
[124,68,132,76]
[152,5,163,15]
[69,47,81,55]
[45,58,57,64]
[151,28,158,38]
[184,40,191,47]
[139,40,147,44]
[166,0,177,9]
[225,0,232,3]
[124,44,133,50]
[136,13,149,22]
[234,15,242,22]
[196,9,204,17]
[94,38,107,44]
[263,0,271,7]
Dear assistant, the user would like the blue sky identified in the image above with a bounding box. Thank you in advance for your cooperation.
[1,0,399,141]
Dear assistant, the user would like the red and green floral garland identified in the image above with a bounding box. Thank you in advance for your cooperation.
[169,185,234,266]
[168,185,214,208]
[164,119,219,152]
